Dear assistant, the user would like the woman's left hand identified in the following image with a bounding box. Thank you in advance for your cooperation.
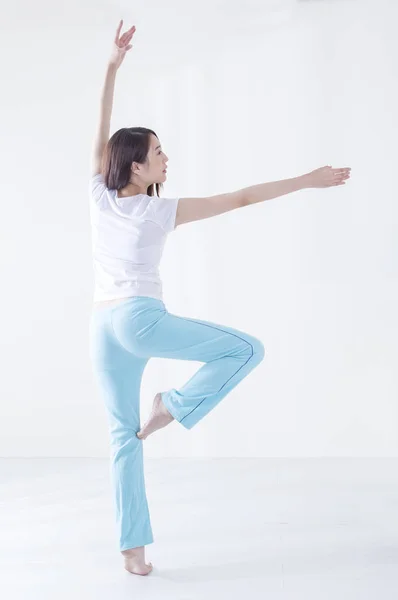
[109,20,136,69]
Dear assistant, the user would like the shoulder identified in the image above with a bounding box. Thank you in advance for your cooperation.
[89,172,106,194]
[147,195,180,233]
[88,172,109,209]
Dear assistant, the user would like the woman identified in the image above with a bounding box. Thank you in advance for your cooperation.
[89,20,351,577]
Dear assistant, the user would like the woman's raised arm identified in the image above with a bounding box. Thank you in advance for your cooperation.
[91,20,136,176]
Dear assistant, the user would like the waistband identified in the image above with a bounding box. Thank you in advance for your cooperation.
[92,295,166,313]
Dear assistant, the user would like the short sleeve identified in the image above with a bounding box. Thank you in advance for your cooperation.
[89,173,107,206]
[148,196,179,233]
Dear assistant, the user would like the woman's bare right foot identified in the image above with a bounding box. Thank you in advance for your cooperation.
[122,546,153,576]
[136,392,174,440]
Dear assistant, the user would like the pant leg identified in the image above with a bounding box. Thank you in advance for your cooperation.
[89,306,154,551]
[110,297,266,430]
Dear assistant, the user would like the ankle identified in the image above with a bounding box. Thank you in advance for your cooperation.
[121,546,143,558]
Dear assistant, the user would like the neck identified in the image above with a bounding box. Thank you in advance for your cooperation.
[117,182,150,197]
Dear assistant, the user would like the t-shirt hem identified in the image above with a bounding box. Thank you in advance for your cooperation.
[93,290,163,302]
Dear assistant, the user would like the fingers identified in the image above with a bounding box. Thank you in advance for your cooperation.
[322,166,351,179]
[122,25,136,38]
[333,167,351,185]
[328,166,351,187]
[115,20,136,43]
[323,166,350,173]
[119,25,136,46]
[121,30,135,44]
[115,19,123,42]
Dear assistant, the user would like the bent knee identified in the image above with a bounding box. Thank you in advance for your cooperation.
[252,338,265,362]
[241,335,265,362]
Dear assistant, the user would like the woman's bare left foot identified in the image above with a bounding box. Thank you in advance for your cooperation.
[122,547,153,576]
[137,392,174,440]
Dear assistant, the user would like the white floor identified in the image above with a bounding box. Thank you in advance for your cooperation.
[1,458,398,599]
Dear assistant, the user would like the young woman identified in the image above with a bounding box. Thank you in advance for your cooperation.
[89,20,351,577]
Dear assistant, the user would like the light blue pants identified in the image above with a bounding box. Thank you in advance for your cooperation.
[89,295,265,551]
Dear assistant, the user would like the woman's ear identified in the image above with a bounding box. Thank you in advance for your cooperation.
[131,162,141,176]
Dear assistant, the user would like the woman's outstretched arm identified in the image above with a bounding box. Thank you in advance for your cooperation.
[91,20,136,176]
[242,166,351,205]
[175,166,351,227]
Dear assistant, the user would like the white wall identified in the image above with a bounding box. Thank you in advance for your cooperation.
[1,0,396,458]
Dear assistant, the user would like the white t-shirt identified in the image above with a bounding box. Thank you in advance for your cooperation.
[89,173,179,302]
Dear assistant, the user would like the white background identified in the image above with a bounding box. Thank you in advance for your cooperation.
[1,0,396,458]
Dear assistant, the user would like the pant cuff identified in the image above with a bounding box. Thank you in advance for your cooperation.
[161,391,187,426]
[120,536,154,552]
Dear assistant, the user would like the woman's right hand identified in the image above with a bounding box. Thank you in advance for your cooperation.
[306,166,351,188]
[109,20,136,69]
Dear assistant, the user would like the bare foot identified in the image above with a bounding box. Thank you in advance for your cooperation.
[137,392,174,440]
[122,546,153,576]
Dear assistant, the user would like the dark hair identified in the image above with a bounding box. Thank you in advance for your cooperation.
[101,127,163,197]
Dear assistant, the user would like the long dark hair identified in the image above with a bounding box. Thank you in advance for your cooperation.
[101,127,163,197]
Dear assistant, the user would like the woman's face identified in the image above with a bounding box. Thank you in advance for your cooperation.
[136,134,168,185]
